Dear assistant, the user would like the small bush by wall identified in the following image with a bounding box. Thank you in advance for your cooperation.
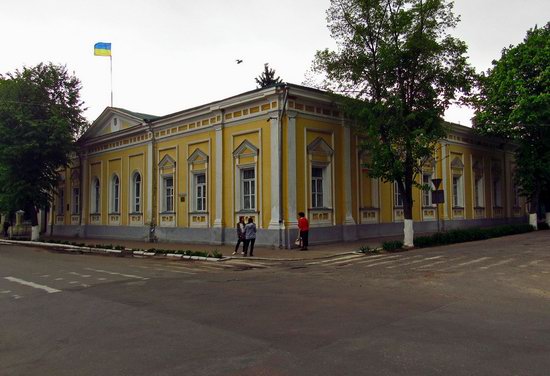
[413,223,534,249]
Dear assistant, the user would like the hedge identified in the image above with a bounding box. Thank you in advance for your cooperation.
[413,223,535,249]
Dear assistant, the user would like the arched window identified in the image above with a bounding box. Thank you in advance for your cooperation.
[132,172,142,213]
[91,178,101,213]
[111,175,120,213]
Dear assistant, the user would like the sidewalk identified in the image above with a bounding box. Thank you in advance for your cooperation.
[23,234,405,261]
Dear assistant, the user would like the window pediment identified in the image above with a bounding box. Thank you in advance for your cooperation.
[451,157,464,169]
[187,149,209,164]
[307,137,334,156]
[158,154,176,168]
[233,140,259,158]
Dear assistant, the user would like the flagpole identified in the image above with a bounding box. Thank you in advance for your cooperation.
[110,55,113,107]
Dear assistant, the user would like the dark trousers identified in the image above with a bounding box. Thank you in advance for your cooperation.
[235,237,244,252]
[300,231,309,249]
[243,238,255,256]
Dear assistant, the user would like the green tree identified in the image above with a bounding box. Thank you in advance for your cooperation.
[313,0,473,246]
[255,63,283,88]
[473,22,550,229]
[0,63,87,239]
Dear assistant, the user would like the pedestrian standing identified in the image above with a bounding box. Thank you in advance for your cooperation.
[243,217,257,257]
[298,212,309,250]
[233,217,246,255]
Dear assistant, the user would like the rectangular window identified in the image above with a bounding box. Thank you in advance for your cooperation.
[393,182,403,207]
[195,173,206,212]
[163,176,174,212]
[452,175,463,207]
[72,187,80,215]
[474,177,484,207]
[493,178,502,207]
[134,180,141,212]
[422,174,433,207]
[58,189,65,215]
[241,168,255,210]
[311,167,324,208]
[513,182,520,207]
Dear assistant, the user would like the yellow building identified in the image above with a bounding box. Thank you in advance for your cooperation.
[50,84,527,247]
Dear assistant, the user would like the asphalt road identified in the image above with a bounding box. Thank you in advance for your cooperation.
[1,231,549,376]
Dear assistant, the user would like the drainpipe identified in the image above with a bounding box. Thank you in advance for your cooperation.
[145,119,157,242]
[278,84,289,249]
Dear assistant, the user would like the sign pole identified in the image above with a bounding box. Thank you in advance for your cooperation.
[110,55,113,107]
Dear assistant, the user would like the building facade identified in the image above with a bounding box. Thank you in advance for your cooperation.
[49,84,527,247]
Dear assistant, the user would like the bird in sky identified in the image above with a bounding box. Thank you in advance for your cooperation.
[236,59,243,64]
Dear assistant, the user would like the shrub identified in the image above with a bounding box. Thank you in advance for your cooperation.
[210,250,223,258]
[382,240,403,252]
[413,223,535,249]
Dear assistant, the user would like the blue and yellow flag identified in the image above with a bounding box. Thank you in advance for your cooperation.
[94,42,111,56]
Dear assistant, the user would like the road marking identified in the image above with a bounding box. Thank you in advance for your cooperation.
[4,276,61,294]
[153,267,196,275]
[1,290,11,294]
[415,256,465,270]
[69,281,79,284]
[386,255,443,269]
[363,258,405,268]
[354,254,402,265]
[479,258,515,270]
[12,294,22,299]
[84,268,149,280]
[40,275,50,278]
[438,257,491,271]
[54,278,64,281]
[518,260,544,268]
[69,272,91,278]
[306,254,366,265]
[97,278,107,281]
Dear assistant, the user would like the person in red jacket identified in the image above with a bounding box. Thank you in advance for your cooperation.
[297,212,309,250]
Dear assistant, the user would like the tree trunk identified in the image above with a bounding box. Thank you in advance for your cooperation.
[402,161,414,248]
[529,189,539,230]
[30,207,40,241]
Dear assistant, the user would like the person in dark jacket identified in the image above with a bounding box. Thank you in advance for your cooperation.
[233,217,246,255]
[243,217,257,257]
[298,212,309,250]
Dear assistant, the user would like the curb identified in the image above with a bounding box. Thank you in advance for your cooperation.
[0,239,369,262]
[0,239,225,262]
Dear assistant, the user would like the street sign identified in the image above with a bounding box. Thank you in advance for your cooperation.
[432,190,445,204]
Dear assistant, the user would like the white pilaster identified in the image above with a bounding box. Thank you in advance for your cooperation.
[441,142,449,219]
[343,125,356,225]
[146,140,153,224]
[81,154,88,222]
[268,113,281,229]
[214,125,224,228]
[286,112,298,228]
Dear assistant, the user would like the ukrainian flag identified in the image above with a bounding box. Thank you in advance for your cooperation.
[94,42,112,56]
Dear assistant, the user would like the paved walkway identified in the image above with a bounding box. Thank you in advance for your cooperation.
[21,234,405,261]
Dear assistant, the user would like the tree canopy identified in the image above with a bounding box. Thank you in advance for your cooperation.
[313,0,473,246]
[473,22,550,225]
[255,63,283,88]
[0,63,87,227]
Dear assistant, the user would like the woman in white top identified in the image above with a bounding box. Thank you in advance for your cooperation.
[243,217,257,257]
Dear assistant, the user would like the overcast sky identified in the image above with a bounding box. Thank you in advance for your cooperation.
[1,0,548,126]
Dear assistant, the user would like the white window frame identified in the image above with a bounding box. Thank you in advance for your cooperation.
[240,167,256,211]
[110,175,120,213]
[91,178,101,214]
[162,175,174,213]
[131,172,142,213]
[422,173,434,207]
[393,181,403,207]
[311,166,324,208]
[72,187,80,215]
[193,172,207,212]
[57,188,65,215]
[452,174,464,207]
[474,175,485,207]
[493,177,502,207]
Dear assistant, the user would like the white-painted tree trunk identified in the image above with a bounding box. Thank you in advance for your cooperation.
[31,225,40,241]
[529,213,538,230]
[404,219,414,247]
